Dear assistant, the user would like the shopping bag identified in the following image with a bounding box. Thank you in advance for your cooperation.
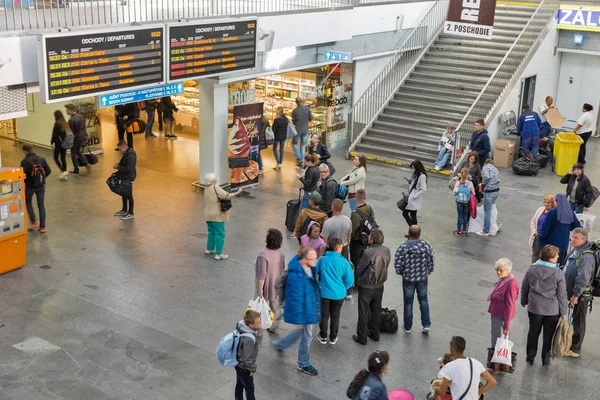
[490,335,514,367]
[246,297,274,329]
[576,213,596,233]
[286,123,298,139]
[468,204,499,235]
[552,309,573,358]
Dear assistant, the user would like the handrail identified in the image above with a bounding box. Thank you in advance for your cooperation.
[451,0,559,169]
[347,0,448,154]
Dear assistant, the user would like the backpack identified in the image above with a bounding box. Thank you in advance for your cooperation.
[301,215,318,237]
[337,183,347,200]
[61,127,74,149]
[28,157,46,189]
[576,238,600,297]
[380,308,398,333]
[455,183,471,204]
[216,329,255,367]
[274,269,289,302]
[137,101,147,111]
[354,208,379,245]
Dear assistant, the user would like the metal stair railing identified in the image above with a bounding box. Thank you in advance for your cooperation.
[451,0,559,169]
[347,0,448,154]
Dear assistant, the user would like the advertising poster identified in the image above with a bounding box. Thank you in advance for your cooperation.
[444,0,497,40]
[228,103,264,188]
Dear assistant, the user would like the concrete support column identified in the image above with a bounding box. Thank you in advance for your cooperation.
[198,79,229,185]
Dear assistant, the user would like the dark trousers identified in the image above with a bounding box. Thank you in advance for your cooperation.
[71,135,88,172]
[578,131,592,164]
[526,312,560,361]
[25,187,46,228]
[319,298,344,340]
[234,367,255,400]
[456,202,470,232]
[145,110,155,137]
[53,146,67,172]
[357,286,384,341]
[402,209,418,226]
[121,190,134,215]
[571,298,590,353]
[117,120,125,142]
[157,108,164,130]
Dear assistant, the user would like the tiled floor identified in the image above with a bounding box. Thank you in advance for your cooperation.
[1,132,600,400]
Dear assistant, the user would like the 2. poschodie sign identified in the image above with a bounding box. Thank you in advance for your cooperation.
[444,0,497,40]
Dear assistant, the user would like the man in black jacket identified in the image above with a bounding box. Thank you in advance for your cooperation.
[318,164,338,217]
[353,229,391,345]
[113,141,137,220]
[20,144,51,233]
[116,102,138,150]
[297,155,319,211]
[350,189,373,267]
[65,103,89,174]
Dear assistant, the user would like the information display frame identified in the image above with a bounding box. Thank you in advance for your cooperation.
[166,18,258,83]
[38,24,166,104]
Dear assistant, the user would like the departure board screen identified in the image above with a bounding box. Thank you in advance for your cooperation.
[40,26,165,102]
[168,20,257,81]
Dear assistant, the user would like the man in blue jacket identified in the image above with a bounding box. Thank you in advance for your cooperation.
[272,248,321,376]
[469,119,491,167]
[518,105,542,157]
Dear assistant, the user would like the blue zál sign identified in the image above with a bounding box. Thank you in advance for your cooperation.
[324,51,352,63]
[98,83,184,108]
[557,6,600,32]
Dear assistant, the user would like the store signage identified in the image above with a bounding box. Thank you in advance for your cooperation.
[557,6,600,32]
[38,26,165,103]
[98,83,184,108]
[324,51,352,62]
[444,0,496,40]
[168,19,257,81]
[228,103,263,189]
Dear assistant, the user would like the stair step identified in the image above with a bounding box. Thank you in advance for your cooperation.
[361,135,440,155]
[495,20,548,30]
[410,71,491,85]
[414,64,494,78]
[435,37,514,49]
[427,50,521,64]
[367,126,441,144]
[383,105,465,120]
[355,143,439,165]
[400,82,483,99]
[420,57,499,71]
[378,112,460,129]
[429,44,529,58]
[405,76,489,91]
[389,98,471,113]
[393,91,482,108]
[494,15,534,24]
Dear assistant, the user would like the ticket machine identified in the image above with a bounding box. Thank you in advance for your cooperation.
[0,167,27,274]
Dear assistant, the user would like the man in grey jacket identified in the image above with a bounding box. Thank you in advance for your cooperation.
[353,229,391,345]
[291,97,312,167]
[564,228,596,357]
[235,309,261,400]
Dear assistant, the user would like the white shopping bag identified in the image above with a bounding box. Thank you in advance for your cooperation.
[490,335,514,366]
[468,204,499,235]
[576,213,596,233]
[247,297,274,329]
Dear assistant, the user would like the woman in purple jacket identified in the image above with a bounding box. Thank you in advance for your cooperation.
[488,258,520,362]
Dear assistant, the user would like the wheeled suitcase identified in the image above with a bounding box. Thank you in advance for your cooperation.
[285,189,303,232]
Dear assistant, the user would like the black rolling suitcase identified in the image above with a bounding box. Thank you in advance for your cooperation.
[285,189,303,232]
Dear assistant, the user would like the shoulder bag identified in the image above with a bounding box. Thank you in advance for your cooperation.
[215,185,232,212]
[397,177,416,211]
[458,358,474,400]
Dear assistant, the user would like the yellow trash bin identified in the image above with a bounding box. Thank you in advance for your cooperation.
[554,133,583,176]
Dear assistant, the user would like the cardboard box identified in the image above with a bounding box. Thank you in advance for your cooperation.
[546,108,567,129]
[494,138,516,168]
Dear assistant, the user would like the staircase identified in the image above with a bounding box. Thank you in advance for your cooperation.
[350,3,557,170]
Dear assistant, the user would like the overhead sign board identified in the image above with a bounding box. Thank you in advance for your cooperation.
[557,6,600,32]
[444,0,497,40]
[324,51,352,62]
[167,19,257,81]
[39,26,165,103]
[98,82,184,108]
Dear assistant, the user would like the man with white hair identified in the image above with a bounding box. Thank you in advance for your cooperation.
[318,163,338,217]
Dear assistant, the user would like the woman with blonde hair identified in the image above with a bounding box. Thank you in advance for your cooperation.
[530,195,556,263]
[453,167,475,236]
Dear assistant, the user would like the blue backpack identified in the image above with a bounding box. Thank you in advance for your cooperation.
[216,330,255,367]
[455,183,471,204]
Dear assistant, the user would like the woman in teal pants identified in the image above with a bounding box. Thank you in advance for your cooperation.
[204,173,242,260]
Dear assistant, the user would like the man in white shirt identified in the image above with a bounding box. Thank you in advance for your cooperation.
[436,336,496,400]
[538,96,554,137]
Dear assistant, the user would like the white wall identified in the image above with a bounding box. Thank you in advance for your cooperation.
[556,52,600,130]
[352,54,395,105]
[487,22,561,150]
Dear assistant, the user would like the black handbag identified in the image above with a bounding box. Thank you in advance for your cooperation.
[84,147,99,165]
[215,186,232,212]
[106,173,132,197]
[396,193,408,211]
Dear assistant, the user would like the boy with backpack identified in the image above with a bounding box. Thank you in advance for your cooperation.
[217,309,261,400]
[453,168,475,236]
[20,144,51,233]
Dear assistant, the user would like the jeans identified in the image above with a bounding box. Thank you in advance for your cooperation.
[522,135,540,156]
[70,135,88,173]
[292,132,308,163]
[300,190,315,211]
[526,312,559,361]
[402,209,417,227]
[206,221,226,255]
[234,367,255,400]
[570,201,584,214]
[540,121,552,137]
[272,139,285,165]
[578,131,592,164]
[347,196,357,211]
[26,188,46,228]
[357,286,384,341]
[145,110,155,136]
[257,151,263,171]
[572,298,590,353]
[274,324,313,368]
[402,280,430,331]
[490,315,504,348]
[483,191,499,233]
[319,298,344,340]
[456,202,470,232]
[164,118,175,136]
[53,146,67,172]
[435,149,451,168]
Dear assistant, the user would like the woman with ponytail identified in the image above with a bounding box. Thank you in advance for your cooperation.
[346,351,390,399]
